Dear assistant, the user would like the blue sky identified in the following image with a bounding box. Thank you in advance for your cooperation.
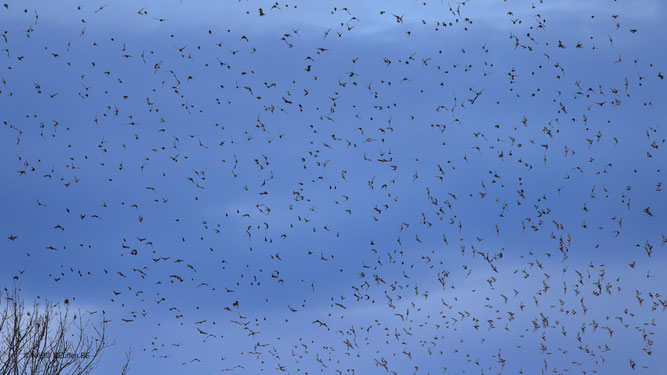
[1,0,666,374]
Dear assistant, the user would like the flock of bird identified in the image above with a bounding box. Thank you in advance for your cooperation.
[1,0,665,374]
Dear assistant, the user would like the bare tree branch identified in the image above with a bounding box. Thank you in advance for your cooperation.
[0,286,125,375]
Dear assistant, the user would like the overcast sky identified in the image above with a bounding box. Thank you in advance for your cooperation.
[1,0,666,374]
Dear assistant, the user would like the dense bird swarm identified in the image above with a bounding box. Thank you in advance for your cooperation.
[1,0,665,374]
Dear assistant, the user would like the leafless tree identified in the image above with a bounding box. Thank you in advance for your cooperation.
[0,285,129,375]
